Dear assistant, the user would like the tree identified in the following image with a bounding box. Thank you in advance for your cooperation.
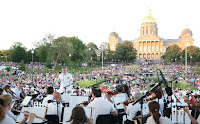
[115,41,137,62]
[19,60,26,71]
[85,42,98,64]
[34,34,54,63]
[162,44,182,62]
[183,46,200,62]
[70,37,86,64]
[10,42,27,62]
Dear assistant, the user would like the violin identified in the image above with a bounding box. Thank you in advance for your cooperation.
[145,96,157,102]
[78,101,90,106]
[116,99,134,106]
[105,91,118,95]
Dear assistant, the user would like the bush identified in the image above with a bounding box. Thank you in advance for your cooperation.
[5,66,11,72]
[19,60,26,71]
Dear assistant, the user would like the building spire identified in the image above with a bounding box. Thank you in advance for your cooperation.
[148,8,151,16]
[112,27,116,32]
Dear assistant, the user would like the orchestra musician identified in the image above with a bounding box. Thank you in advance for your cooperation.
[45,92,63,122]
[86,88,118,124]
[0,88,3,95]
[57,66,73,93]
[184,94,200,123]
[123,92,142,124]
[0,94,36,124]
[148,86,164,115]
[12,83,23,99]
[163,88,173,118]
[104,84,127,124]
[42,86,54,106]
[146,101,172,124]
[65,106,92,124]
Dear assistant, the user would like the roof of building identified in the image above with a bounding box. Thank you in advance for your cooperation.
[164,39,179,42]
[142,9,156,23]
[109,32,118,37]
[182,28,192,35]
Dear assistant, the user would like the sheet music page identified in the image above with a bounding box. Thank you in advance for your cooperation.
[61,93,70,103]
[63,107,92,123]
[16,107,46,123]
[69,96,88,107]
[21,96,32,106]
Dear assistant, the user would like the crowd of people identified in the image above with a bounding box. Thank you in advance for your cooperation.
[0,61,200,124]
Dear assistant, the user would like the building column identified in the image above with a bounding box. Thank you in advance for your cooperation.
[155,41,156,58]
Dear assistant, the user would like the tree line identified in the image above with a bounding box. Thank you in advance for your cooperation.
[161,44,200,63]
[0,34,137,69]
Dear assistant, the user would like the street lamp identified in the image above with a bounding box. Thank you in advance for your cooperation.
[175,58,177,64]
[31,48,34,93]
[190,56,192,64]
[185,43,188,71]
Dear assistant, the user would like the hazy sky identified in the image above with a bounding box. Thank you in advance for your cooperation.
[0,0,199,50]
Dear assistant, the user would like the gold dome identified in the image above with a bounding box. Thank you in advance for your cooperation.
[142,9,156,23]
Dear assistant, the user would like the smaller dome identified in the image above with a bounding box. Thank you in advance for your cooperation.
[109,32,118,37]
[182,28,192,35]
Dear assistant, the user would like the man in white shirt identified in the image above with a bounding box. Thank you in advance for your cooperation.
[46,92,63,121]
[42,87,54,106]
[87,88,118,124]
[57,67,73,93]
[123,92,142,123]
[12,83,23,99]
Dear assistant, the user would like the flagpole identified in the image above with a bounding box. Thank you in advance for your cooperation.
[102,45,103,70]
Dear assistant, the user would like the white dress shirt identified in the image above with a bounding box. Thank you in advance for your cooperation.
[57,73,73,93]
[47,102,63,121]
[146,115,173,124]
[42,94,54,106]
[87,97,116,124]
[12,88,22,99]
[126,102,141,121]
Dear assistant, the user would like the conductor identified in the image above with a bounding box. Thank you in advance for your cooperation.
[57,66,73,93]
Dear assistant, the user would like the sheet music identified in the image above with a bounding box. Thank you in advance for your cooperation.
[21,96,32,106]
[62,107,92,123]
[68,96,88,107]
[61,93,70,103]
[16,107,46,123]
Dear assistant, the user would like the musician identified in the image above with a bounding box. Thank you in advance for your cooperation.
[183,107,199,124]
[149,87,164,115]
[188,95,200,122]
[87,88,117,124]
[57,66,73,93]
[146,101,172,124]
[0,88,3,95]
[163,89,172,118]
[65,106,92,124]
[42,86,54,106]
[0,94,36,124]
[46,92,63,121]
[2,85,12,95]
[123,92,142,124]
[12,83,23,99]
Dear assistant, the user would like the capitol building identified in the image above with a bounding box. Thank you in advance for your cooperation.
[108,11,194,59]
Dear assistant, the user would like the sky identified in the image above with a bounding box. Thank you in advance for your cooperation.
[0,0,200,50]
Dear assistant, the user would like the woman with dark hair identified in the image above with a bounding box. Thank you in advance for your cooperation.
[122,84,131,99]
[146,101,172,124]
[66,106,92,124]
